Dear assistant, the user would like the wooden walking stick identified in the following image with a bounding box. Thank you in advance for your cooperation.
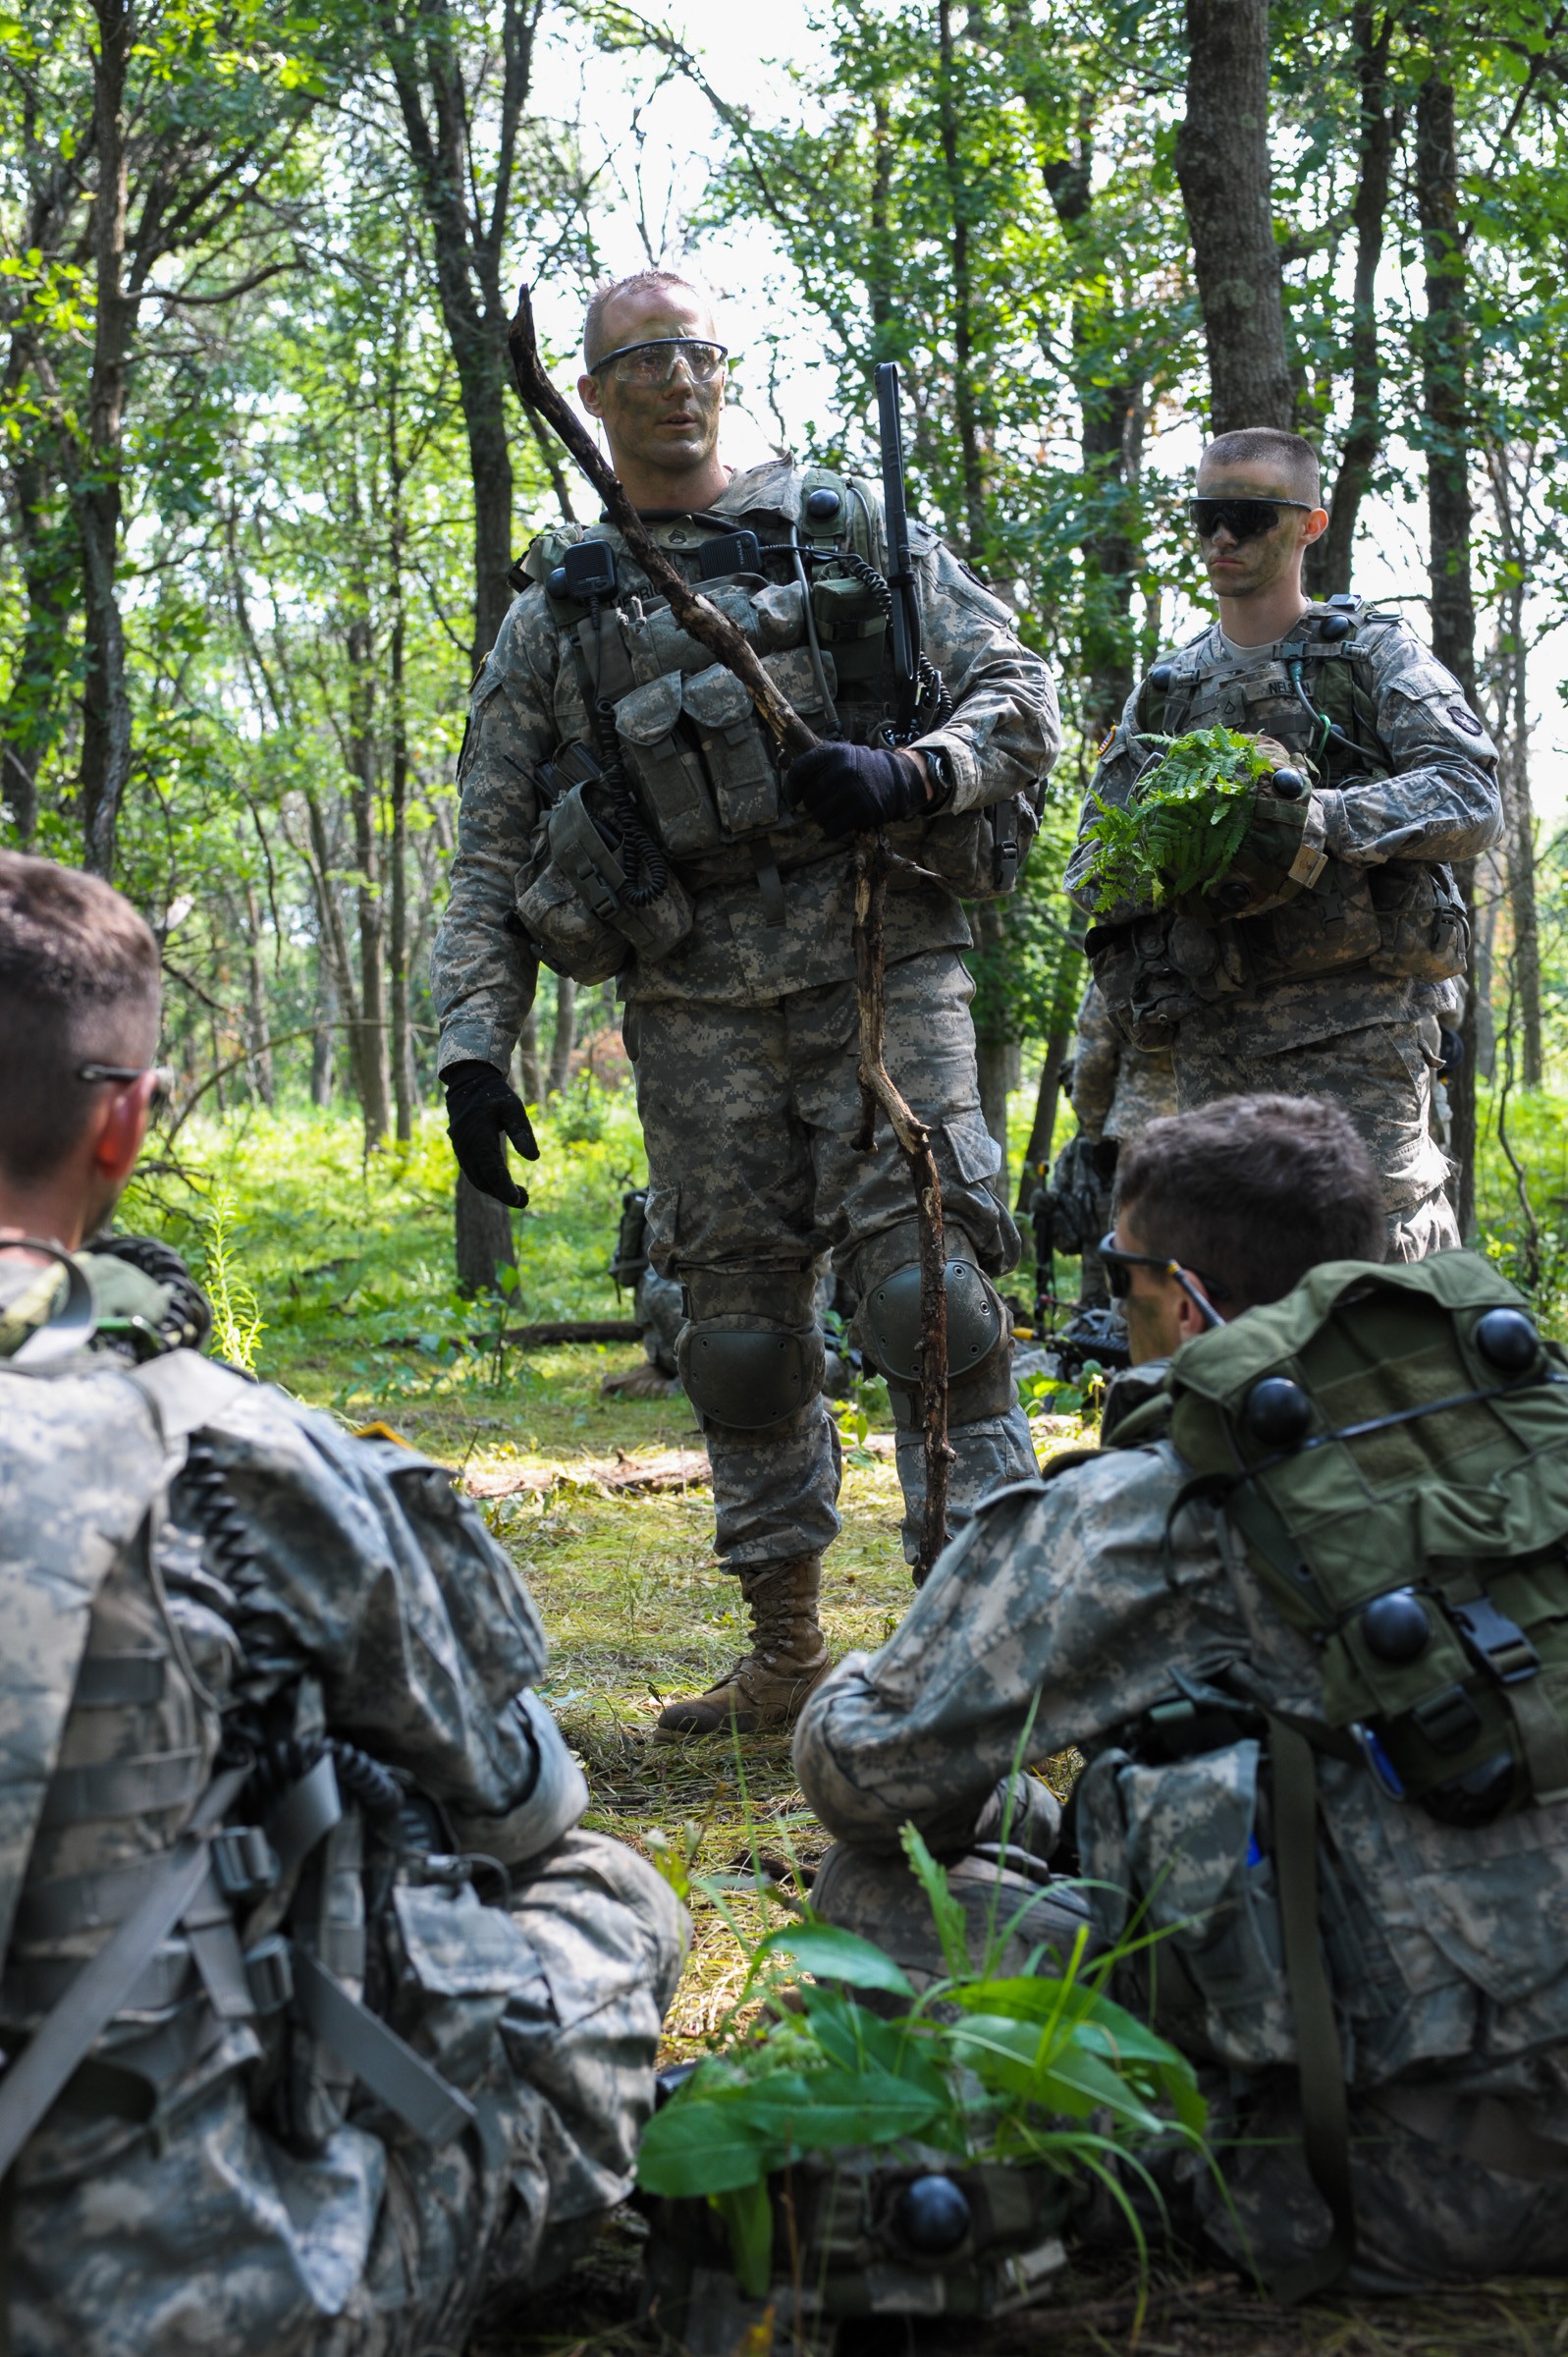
[505,286,952,1578]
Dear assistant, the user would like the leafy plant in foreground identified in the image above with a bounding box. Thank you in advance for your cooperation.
[637,1823,1208,2301]
[1081,726,1275,910]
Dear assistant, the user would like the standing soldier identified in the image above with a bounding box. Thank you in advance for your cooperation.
[432,271,1060,1740]
[1068,428,1500,1258]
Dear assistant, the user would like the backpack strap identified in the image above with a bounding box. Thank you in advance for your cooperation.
[1266,1713,1356,2300]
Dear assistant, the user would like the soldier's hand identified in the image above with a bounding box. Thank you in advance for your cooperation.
[790,740,924,837]
[1251,734,1310,796]
[443,1061,539,1208]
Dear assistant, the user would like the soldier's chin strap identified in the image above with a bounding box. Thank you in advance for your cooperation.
[0,1240,96,1367]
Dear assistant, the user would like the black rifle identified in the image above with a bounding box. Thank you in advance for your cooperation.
[876,360,921,741]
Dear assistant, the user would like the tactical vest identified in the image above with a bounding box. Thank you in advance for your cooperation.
[1087,599,1468,1049]
[509,469,1039,984]
[0,1303,581,2189]
[1078,1250,1568,2292]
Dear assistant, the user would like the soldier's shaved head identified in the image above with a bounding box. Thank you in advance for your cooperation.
[0,852,160,1183]
[1115,1091,1384,1311]
[1198,428,1322,505]
[582,268,714,369]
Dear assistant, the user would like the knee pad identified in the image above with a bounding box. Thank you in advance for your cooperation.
[859,1254,1012,1430]
[677,1319,825,1431]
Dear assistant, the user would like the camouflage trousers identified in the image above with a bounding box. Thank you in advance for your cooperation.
[11,1831,685,2357]
[1173,1014,1459,1260]
[623,949,1036,1567]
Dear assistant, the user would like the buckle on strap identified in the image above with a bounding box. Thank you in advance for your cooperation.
[1449,1596,1541,1684]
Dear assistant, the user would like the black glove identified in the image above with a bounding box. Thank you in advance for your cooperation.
[443,1061,539,1208]
[790,740,924,838]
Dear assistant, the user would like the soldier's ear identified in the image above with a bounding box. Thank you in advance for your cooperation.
[578,369,605,419]
[1303,506,1329,545]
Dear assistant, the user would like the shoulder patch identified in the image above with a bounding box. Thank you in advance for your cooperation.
[1449,701,1486,738]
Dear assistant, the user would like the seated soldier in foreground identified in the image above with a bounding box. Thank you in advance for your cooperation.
[797,1094,1568,2295]
[0,850,685,2356]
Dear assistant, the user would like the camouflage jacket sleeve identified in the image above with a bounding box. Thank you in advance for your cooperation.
[1067,984,1121,1140]
[1321,621,1501,868]
[192,1374,549,1822]
[429,592,558,1076]
[792,1440,1250,1855]
[907,530,1062,814]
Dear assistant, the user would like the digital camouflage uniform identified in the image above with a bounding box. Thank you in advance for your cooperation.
[1066,605,1500,1258]
[795,1267,1568,2292]
[1063,981,1176,1306]
[431,459,1061,1566]
[0,1252,684,2356]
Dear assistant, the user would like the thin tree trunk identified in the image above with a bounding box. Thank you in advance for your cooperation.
[936,0,985,557]
[1016,920,1087,1213]
[1175,0,1295,433]
[388,380,414,1142]
[1487,442,1542,1086]
[547,977,577,1098]
[1306,4,1399,597]
[1042,108,1141,740]
[78,0,135,876]
[347,595,391,1151]
[515,1007,543,1103]
[1417,63,1479,1233]
[311,949,337,1106]
[243,880,274,1108]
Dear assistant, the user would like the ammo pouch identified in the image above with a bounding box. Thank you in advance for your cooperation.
[514,781,694,984]
[895,791,1040,903]
[1088,853,1467,1046]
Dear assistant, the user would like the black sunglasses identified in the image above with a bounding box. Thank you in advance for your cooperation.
[1189,496,1315,544]
[1099,1232,1227,1331]
[78,1061,175,1117]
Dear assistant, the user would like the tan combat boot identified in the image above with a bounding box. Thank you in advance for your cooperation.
[654,1554,831,1741]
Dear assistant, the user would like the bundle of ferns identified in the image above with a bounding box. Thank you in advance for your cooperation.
[1083,725,1275,909]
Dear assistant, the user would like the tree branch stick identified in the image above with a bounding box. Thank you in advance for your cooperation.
[854,833,951,1582]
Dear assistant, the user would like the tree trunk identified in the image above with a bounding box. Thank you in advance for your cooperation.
[78,0,135,876]
[455,1176,515,1294]
[1041,110,1141,741]
[243,880,274,1108]
[935,0,986,558]
[514,1008,542,1103]
[1015,919,1087,1213]
[347,605,391,1150]
[1175,0,1295,433]
[1487,443,1542,1087]
[1305,3,1399,597]
[0,457,76,843]
[1416,65,1479,1233]
[388,393,414,1142]
[547,977,577,1098]
[311,950,337,1106]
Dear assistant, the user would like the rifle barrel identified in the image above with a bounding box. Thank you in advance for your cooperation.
[875,361,919,733]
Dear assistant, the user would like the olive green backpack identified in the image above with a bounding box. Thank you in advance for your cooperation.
[1133,1248,1568,2294]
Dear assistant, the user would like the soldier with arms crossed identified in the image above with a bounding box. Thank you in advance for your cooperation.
[797,1093,1568,2292]
[0,852,684,2356]
[432,271,1061,1738]
[1069,429,1500,1258]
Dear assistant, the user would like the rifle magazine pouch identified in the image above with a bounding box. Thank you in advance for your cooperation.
[1368,861,1470,981]
[613,675,721,855]
[681,663,780,835]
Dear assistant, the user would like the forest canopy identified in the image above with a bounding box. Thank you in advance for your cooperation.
[1,0,1565,1272]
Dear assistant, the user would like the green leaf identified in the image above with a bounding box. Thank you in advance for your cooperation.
[635,2081,785,2196]
[741,2065,946,2151]
[898,1824,971,1979]
[750,1922,917,1999]
[714,2178,775,2299]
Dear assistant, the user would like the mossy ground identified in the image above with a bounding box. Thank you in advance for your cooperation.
[130,1089,1568,2354]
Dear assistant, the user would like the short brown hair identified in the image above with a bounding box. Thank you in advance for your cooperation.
[0,852,161,1182]
[583,268,709,369]
[1114,1094,1384,1309]
[1199,428,1322,505]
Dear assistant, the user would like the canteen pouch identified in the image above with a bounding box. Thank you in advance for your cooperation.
[514,781,692,982]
